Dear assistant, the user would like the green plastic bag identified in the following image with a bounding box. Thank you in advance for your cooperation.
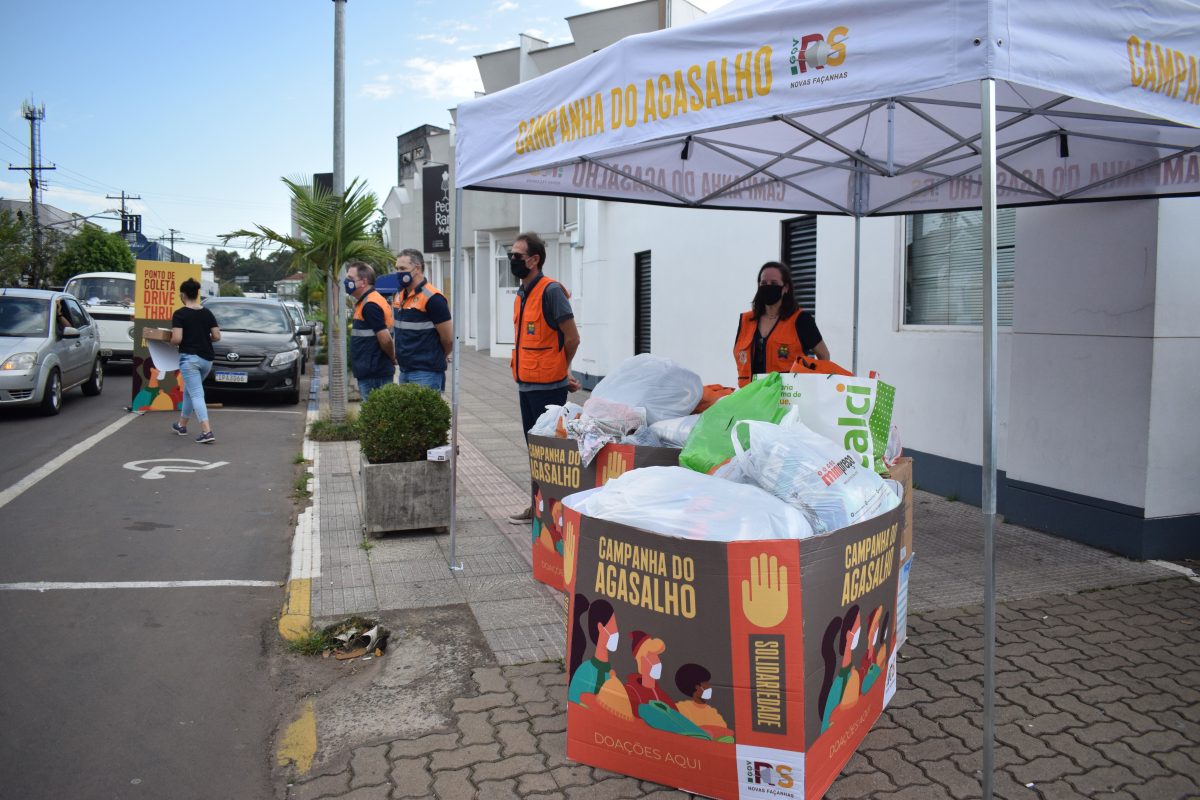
[679,372,787,473]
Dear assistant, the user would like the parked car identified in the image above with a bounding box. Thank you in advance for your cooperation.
[283,300,318,347]
[63,271,135,362]
[0,288,104,415]
[201,297,303,404]
[280,302,313,375]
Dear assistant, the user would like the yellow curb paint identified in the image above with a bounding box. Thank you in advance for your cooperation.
[278,578,312,641]
[276,699,316,774]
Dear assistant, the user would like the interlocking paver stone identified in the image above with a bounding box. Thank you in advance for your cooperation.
[457,711,495,745]
[429,743,502,771]
[475,778,521,800]
[432,768,475,800]
[291,771,349,800]
[517,771,561,795]
[349,744,390,788]
[388,732,458,759]
[472,754,546,783]
[390,756,431,798]
[496,720,538,756]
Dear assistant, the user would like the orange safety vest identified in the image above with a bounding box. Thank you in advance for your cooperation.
[512,276,570,384]
[352,290,394,328]
[350,290,395,378]
[733,309,805,387]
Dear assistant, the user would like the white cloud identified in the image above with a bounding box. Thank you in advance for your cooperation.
[417,33,460,45]
[398,57,485,100]
[495,1,518,11]
[577,0,729,9]
[360,83,396,100]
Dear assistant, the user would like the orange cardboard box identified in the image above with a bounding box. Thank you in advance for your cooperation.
[559,466,913,799]
[527,434,679,591]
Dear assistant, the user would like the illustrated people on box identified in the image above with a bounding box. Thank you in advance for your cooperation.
[860,607,891,695]
[531,489,544,545]
[568,596,619,705]
[624,632,710,738]
[674,663,735,742]
[132,360,160,411]
[818,605,862,734]
[537,499,565,555]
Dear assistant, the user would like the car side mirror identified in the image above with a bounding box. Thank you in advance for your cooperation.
[63,327,80,339]
[298,323,313,336]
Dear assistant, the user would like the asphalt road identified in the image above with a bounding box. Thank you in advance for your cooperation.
[0,364,307,799]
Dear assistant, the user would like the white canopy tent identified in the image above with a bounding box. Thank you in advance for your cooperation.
[447,1,1199,795]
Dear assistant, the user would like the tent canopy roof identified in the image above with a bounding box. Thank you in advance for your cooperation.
[456,0,1200,216]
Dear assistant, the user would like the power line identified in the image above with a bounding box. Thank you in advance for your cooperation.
[7,101,56,287]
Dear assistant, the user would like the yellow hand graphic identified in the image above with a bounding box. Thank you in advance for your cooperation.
[599,450,629,485]
[741,553,789,629]
[563,518,578,587]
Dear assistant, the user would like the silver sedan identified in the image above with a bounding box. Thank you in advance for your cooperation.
[0,288,104,415]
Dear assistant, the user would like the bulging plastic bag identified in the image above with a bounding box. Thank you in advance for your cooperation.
[773,373,897,474]
[621,425,664,448]
[569,398,647,466]
[563,466,814,542]
[649,414,700,448]
[732,419,899,536]
[679,372,787,474]
[528,401,583,437]
[589,354,703,425]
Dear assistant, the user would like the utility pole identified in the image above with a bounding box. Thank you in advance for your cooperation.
[107,191,143,249]
[8,101,56,288]
[168,228,181,262]
[329,0,349,421]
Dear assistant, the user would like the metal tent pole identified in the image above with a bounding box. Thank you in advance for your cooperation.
[850,155,867,376]
[447,188,464,571]
[979,77,999,800]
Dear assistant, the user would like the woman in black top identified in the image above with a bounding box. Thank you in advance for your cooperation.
[170,278,221,443]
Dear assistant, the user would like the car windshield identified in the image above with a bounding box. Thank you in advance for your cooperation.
[208,302,291,334]
[65,276,135,307]
[0,297,50,337]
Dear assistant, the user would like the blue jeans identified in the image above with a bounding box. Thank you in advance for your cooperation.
[357,375,393,399]
[179,353,213,424]
[399,370,445,392]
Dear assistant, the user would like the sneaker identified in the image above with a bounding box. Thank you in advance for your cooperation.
[506,505,533,524]
[195,431,215,444]
[171,422,188,436]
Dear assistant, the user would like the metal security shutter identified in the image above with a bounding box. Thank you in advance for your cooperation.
[782,216,818,319]
[634,250,651,355]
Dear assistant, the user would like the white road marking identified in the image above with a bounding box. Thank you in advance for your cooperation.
[0,413,139,511]
[0,580,280,591]
[123,458,229,480]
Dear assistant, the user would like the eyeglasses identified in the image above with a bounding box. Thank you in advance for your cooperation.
[507,252,527,261]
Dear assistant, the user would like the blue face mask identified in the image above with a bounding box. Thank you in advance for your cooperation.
[398,271,414,289]
[343,277,358,294]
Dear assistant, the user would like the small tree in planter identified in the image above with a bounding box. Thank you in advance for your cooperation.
[357,383,452,535]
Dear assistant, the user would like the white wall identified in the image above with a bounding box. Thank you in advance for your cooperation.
[1146,199,1200,518]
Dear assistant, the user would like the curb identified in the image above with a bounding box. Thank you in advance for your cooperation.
[279,367,322,642]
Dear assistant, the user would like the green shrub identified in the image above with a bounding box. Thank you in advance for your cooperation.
[309,417,359,441]
[314,348,328,365]
[357,383,450,464]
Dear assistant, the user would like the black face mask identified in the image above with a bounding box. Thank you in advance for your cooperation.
[755,284,784,306]
[509,255,532,280]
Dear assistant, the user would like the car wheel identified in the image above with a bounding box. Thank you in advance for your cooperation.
[300,354,307,376]
[39,368,63,416]
[81,358,104,396]
[284,387,301,405]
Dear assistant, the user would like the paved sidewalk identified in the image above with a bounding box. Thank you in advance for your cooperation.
[284,348,1200,800]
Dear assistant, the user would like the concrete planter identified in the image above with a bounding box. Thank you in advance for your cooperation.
[359,451,451,535]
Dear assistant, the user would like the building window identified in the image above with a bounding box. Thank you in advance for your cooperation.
[781,215,817,318]
[562,197,578,229]
[905,209,1016,326]
[634,251,651,355]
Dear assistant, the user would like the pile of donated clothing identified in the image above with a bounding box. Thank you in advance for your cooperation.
[527,354,904,543]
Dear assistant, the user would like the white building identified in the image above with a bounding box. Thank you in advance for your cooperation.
[382,0,1199,560]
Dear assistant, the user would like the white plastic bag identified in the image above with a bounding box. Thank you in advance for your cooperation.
[648,414,700,448]
[563,466,814,542]
[621,425,664,448]
[732,420,899,536]
[570,397,647,466]
[589,354,703,425]
[527,401,583,437]
[773,373,897,473]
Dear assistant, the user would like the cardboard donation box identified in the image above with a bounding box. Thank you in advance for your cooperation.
[527,434,679,591]
[561,465,914,800]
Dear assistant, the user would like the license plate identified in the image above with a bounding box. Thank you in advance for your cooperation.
[215,371,248,384]
[100,349,112,357]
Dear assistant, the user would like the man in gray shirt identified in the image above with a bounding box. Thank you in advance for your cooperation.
[506,231,581,523]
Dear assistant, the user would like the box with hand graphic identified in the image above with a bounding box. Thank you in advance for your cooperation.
[526,434,679,591]
[559,492,909,800]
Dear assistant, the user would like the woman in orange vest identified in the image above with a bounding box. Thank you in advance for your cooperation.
[732,261,829,387]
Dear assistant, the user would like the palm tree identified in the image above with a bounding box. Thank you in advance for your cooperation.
[224,176,393,421]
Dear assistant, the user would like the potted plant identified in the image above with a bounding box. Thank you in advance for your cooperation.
[357,383,452,535]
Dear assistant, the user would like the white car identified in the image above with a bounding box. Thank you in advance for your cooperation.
[0,288,104,415]
[64,271,136,362]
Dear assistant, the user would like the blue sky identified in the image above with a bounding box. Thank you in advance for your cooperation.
[1,0,726,264]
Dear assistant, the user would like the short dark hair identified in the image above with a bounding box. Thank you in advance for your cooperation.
[397,248,425,270]
[515,232,547,269]
[347,261,376,286]
[180,278,201,300]
[674,662,712,697]
[752,261,799,319]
